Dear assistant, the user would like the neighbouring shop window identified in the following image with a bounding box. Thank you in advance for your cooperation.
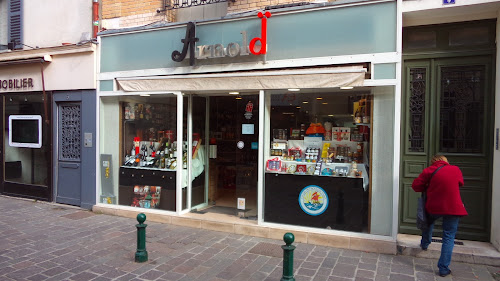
[4,94,49,186]
[99,95,184,211]
[264,91,371,233]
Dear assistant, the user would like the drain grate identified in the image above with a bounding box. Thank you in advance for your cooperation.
[431,238,464,245]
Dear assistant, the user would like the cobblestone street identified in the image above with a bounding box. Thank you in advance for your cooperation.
[0,196,498,281]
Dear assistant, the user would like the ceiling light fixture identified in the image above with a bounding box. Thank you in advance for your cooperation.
[288,88,300,92]
[302,101,309,104]
[316,97,323,100]
[340,86,354,90]
[322,102,328,105]
[229,91,239,95]
[235,97,242,100]
[296,106,301,109]
[139,94,151,97]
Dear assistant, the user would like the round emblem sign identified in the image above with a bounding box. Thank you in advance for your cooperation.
[237,141,244,149]
[298,185,329,216]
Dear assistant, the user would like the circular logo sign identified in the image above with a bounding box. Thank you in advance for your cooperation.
[298,185,329,216]
[237,141,244,149]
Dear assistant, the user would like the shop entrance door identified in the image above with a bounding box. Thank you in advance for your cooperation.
[400,56,493,241]
[190,94,259,218]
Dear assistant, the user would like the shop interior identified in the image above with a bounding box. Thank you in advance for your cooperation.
[111,93,259,218]
[105,88,372,229]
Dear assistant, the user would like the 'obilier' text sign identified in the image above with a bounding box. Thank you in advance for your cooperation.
[0,78,34,90]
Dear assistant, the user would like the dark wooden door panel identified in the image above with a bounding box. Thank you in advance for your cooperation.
[400,57,492,241]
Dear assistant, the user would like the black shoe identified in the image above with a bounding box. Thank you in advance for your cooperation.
[420,244,428,251]
[439,270,451,277]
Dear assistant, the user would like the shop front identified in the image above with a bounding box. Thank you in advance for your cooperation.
[97,0,401,249]
[0,44,97,208]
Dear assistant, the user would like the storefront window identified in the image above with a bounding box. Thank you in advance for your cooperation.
[264,90,373,233]
[4,94,49,186]
[99,95,179,211]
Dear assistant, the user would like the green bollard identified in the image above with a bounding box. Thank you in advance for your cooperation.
[135,213,148,263]
[281,232,296,281]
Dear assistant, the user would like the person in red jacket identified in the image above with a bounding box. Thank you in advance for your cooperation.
[412,155,467,277]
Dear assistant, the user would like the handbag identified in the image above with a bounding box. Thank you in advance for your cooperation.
[416,165,444,230]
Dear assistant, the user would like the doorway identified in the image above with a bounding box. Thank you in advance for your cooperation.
[399,56,493,241]
[189,94,259,218]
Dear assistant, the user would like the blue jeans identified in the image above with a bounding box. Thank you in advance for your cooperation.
[420,215,460,275]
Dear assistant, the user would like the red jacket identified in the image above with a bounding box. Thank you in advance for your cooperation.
[412,160,468,216]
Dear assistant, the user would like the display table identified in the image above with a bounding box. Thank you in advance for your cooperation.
[264,173,368,232]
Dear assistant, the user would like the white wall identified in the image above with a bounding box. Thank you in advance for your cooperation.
[24,0,92,48]
[0,49,96,92]
[0,0,7,49]
[491,12,500,251]
[403,0,500,27]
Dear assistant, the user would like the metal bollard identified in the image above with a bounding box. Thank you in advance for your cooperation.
[281,232,296,281]
[135,213,148,263]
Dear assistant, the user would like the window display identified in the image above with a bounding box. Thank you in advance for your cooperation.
[264,92,372,233]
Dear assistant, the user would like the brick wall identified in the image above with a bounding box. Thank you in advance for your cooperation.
[228,0,318,14]
[101,0,176,27]
[101,0,321,27]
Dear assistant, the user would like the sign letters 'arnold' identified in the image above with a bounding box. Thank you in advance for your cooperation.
[171,22,199,66]
[171,11,271,66]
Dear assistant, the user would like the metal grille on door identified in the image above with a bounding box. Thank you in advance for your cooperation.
[60,105,81,161]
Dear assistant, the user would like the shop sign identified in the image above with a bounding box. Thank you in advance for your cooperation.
[244,101,254,119]
[0,78,34,90]
[298,185,329,216]
[172,11,272,66]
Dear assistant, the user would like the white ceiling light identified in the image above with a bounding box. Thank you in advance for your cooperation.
[139,94,151,97]
[340,86,354,90]
[229,91,240,95]
[288,88,300,92]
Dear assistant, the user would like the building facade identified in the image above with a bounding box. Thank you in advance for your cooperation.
[96,0,400,252]
[401,0,500,250]
[0,0,98,209]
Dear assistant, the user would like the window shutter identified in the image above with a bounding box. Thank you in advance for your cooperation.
[8,0,23,49]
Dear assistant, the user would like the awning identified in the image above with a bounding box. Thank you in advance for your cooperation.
[116,66,366,92]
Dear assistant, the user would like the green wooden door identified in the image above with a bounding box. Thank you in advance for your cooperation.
[400,56,493,241]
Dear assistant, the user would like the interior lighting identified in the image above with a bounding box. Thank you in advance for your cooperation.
[288,88,300,92]
[229,91,240,95]
[340,86,354,90]
[316,97,323,100]
[302,101,309,104]
[322,102,328,105]
[328,114,334,117]
[235,97,242,100]
[296,106,301,109]
[139,94,151,97]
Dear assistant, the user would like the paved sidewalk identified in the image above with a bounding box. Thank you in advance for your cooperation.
[0,196,498,281]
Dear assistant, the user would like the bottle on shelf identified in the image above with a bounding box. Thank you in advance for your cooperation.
[354,107,362,124]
